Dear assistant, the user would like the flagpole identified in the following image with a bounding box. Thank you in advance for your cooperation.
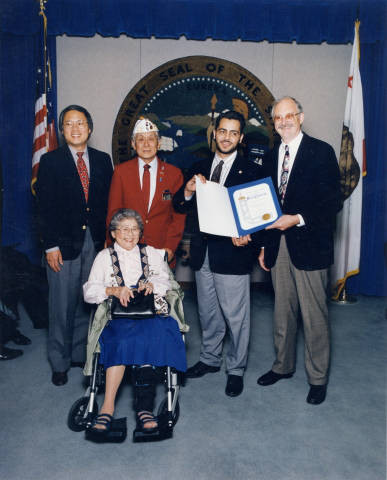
[32,0,57,195]
[39,0,48,97]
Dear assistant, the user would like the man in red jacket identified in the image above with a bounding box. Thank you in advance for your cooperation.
[107,118,185,265]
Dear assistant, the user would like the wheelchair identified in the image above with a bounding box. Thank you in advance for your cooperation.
[67,350,183,442]
[67,266,188,443]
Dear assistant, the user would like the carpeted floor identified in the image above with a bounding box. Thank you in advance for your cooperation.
[1,286,385,480]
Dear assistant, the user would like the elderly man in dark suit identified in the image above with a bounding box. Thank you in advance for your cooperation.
[257,96,341,405]
[36,105,113,386]
[173,110,265,397]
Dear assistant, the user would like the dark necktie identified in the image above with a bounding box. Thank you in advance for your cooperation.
[279,145,289,203]
[142,164,151,210]
[210,160,224,183]
[76,152,89,202]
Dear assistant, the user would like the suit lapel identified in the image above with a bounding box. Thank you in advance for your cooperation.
[224,155,245,187]
[267,144,280,197]
[88,147,97,202]
[284,134,308,201]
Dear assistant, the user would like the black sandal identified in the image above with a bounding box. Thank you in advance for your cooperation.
[90,413,113,434]
[136,411,158,433]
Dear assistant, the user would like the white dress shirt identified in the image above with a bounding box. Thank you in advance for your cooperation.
[138,157,158,211]
[209,150,238,186]
[185,150,238,201]
[83,242,171,305]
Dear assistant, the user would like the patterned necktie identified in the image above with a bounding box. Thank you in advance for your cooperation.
[142,164,151,210]
[279,145,289,203]
[76,152,89,202]
[210,160,224,183]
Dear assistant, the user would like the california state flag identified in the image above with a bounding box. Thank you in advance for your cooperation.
[332,20,366,299]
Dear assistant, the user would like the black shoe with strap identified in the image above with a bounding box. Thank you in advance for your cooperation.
[136,411,158,434]
[90,413,114,434]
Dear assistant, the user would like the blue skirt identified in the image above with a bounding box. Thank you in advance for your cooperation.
[99,315,186,372]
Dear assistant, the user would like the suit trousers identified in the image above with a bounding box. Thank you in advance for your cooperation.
[195,251,250,376]
[46,228,96,372]
[271,236,330,385]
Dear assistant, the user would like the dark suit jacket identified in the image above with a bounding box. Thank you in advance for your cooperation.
[263,133,341,271]
[173,154,265,275]
[106,157,185,254]
[36,144,113,260]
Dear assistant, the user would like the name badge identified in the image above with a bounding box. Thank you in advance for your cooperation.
[162,189,172,201]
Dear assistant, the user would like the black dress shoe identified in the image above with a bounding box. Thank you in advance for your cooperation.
[225,375,243,397]
[0,346,23,360]
[185,361,220,378]
[70,361,85,368]
[307,385,327,405]
[12,329,31,345]
[257,370,293,386]
[52,371,68,386]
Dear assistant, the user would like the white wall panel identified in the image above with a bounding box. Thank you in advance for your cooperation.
[57,35,351,281]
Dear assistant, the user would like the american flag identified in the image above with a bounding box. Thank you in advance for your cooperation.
[31,3,57,195]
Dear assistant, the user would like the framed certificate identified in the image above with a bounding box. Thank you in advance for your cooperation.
[196,176,282,237]
[228,177,282,235]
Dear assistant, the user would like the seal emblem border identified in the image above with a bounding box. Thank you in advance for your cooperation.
[112,55,276,165]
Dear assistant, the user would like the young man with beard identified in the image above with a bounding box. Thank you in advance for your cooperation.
[173,110,265,397]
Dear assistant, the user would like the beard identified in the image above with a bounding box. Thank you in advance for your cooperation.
[215,138,239,156]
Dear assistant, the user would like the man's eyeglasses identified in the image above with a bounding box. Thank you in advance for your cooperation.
[216,128,241,139]
[115,227,140,235]
[273,112,301,123]
[63,120,88,128]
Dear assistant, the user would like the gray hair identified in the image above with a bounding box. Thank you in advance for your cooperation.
[109,208,144,237]
[271,96,304,119]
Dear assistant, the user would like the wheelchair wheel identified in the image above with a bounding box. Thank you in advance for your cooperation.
[67,397,98,432]
[157,396,180,426]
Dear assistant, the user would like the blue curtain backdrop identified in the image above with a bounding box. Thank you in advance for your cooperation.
[0,0,385,295]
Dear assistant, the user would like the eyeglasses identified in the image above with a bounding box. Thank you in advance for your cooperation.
[63,120,88,128]
[216,128,241,139]
[273,112,301,123]
[115,227,140,235]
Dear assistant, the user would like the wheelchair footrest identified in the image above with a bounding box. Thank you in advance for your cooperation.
[85,417,127,443]
[132,415,173,442]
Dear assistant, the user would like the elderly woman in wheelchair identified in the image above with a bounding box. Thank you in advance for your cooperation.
[83,208,186,438]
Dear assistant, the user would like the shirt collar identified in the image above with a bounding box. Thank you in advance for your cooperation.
[138,156,158,169]
[69,145,89,161]
[281,131,303,151]
[114,241,139,256]
[214,150,238,165]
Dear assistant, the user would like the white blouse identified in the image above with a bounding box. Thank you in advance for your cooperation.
[83,242,171,305]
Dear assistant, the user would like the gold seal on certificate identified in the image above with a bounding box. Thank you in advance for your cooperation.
[232,181,280,231]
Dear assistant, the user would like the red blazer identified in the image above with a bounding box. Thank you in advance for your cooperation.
[107,157,186,253]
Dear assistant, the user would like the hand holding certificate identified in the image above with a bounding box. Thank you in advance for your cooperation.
[196,176,282,237]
